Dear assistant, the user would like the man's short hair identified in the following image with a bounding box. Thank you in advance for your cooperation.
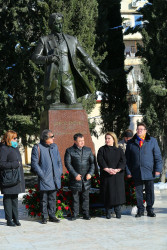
[137,122,147,130]
[73,133,84,141]
[41,129,52,142]
[124,129,133,138]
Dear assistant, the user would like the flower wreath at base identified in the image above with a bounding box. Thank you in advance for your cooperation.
[22,172,144,218]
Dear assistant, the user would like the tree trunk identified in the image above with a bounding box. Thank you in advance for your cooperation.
[160,158,167,183]
[160,136,167,183]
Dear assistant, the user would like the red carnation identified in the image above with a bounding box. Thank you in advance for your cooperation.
[66,170,69,174]
[30,212,35,216]
[28,189,33,194]
[34,184,38,189]
[26,195,30,199]
[63,197,67,201]
[31,204,35,208]
[26,204,29,209]
[61,175,64,179]
[37,212,41,217]
[57,200,61,204]
[58,206,61,210]
[65,206,69,210]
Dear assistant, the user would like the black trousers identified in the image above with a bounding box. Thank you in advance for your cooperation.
[3,194,18,221]
[72,189,89,217]
[40,190,57,219]
[135,180,154,213]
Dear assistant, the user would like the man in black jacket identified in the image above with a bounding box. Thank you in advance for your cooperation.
[64,133,95,220]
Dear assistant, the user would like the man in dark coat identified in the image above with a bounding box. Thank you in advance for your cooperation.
[64,133,95,220]
[31,129,63,224]
[126,122,162,218]
[32,13,108,106]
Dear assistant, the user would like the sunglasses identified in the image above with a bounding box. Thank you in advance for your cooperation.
[49,135,54,138]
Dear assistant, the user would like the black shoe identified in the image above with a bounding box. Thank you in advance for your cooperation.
[106,209,112,219]
[49,217,60,223]
[7,220,16,227]
[116,213,121,219]
[83,215,91,220]
[13,220,21,226]
[147,211,156,217]
[106,212,111,219]
[71,216,77,221]
[135,212,144,218]
[41,218,47,224]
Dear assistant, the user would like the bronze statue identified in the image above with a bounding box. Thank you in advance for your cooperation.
[32,13,108,106]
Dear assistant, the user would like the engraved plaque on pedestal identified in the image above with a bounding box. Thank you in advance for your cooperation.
[40,109,95,173]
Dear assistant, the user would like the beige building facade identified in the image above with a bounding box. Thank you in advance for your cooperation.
[121,0,147,115]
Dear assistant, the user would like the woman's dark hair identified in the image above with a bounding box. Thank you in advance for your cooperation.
[41,129,52,142]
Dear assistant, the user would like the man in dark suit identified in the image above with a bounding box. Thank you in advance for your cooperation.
[32,13,108,106]
[64,133,95,220]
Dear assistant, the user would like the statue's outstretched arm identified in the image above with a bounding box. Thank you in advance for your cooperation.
[76,41,109,84]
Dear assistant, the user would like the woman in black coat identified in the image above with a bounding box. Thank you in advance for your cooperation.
[0,130,25,226]
[97,132,126,219]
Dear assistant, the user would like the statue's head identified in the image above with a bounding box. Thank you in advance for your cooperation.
[49,13,64,33]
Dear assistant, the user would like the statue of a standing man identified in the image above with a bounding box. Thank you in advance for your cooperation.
[32,13,108,106]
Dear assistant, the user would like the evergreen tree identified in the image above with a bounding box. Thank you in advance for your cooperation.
[96,0,129,137]
[0,0,49,145]
[0,0,100,144]
[125,0,167,181]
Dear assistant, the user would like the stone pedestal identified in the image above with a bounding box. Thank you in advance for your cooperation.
[40,109,95,173]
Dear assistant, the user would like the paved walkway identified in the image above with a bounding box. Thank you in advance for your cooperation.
[0,190,167,250]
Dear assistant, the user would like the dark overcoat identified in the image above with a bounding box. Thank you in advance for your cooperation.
[31,142,63,191]
[0,144,25,194]
[125,133,162,181]
[64,144,95,191]
[97,145,126,207]
[32,34,102,97]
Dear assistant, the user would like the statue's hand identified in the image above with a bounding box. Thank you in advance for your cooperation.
[99,71,109,84]
[47,54,59,64]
